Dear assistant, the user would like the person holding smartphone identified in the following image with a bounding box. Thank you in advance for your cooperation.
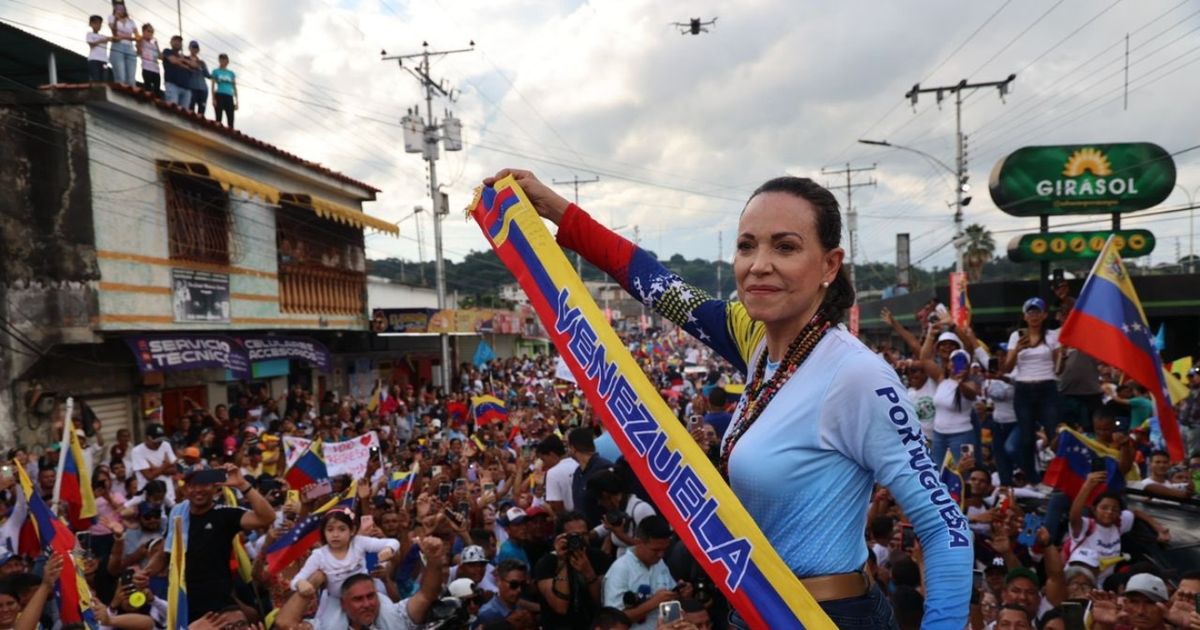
[918,326,981,469]
[1002,297,1061,484]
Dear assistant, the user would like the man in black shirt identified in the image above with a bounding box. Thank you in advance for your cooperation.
[567,428,612,527]
[151,464,275,622]
[534,511,610,630]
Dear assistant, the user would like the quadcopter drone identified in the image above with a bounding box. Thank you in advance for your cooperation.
[673,17,716,35]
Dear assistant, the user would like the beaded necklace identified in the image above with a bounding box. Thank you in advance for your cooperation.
[719,313,832,478]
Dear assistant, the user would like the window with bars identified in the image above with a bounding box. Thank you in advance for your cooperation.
[164,174,231,265]
[276,204,366,315]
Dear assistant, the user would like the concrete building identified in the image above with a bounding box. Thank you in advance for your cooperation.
[0,26,400,450]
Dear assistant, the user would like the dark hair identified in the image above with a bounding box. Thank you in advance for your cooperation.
[218,53,229,61]
[586,469,624,499]
[706,387,727,407]
[89,15,103,23]
[998,604,1032,622]
[1093,490,1124,510]
[891,585,925,630]
[1149,450,1169,460]
[567,427,595,453]
[556,510,588,534]
[1038,608,1063,630]
[891,558,921,589]
[747,177,854,322]
[591,607,633,629]
[536,434,566,456]
[679,598,706,614]
[495,558,527,580]
[869,516,895,540]
[636,515,671,541]
[319,510,357,544]
[341,573,374,594]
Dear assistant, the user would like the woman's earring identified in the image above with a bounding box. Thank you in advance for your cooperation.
[821,281,830,289]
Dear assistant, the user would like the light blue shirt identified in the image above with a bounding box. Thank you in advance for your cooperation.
[601,551,676,630]
[726,328,973,628]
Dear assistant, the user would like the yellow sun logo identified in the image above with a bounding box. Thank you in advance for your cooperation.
[1062,147,1113,177]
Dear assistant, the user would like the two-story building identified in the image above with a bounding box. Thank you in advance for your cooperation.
[0,25,399,450]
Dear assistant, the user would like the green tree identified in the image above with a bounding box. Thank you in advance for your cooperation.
[963,224,996,282]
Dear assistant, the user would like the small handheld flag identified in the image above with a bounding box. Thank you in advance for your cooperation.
[167,515,188,629]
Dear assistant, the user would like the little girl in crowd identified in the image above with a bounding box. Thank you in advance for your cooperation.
[291,510,400,626]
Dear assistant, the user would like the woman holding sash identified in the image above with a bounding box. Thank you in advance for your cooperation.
[484,169,973,628]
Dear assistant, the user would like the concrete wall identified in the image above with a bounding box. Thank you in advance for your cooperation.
[366,278,450,311]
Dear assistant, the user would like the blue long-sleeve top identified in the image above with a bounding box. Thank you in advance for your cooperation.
[556,204,973,628]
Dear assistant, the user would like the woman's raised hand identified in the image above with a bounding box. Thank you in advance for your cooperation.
[483,169,571,224]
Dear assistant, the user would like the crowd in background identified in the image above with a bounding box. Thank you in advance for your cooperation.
[85,0,238,127]
[0,287,1197,629]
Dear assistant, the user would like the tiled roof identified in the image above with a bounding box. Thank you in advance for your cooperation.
[42,82,381,195]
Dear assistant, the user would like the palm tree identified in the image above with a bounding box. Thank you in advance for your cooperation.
[963,223,995,282]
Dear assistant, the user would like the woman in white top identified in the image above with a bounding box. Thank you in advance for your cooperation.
[1002,297,1061,484]
[920,328,980,468]
[106,2,139,86]
[982,358,1020,486]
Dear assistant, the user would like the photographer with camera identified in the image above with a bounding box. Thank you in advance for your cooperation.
[602,516,689,630]
[535,510,611,629]
[587,470,656,559]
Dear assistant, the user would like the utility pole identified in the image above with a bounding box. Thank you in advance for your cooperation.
[176,0,182,41]
[904,74,1015,273]
[383,40,474,393]
[552,175,599,276]
[822,163,876,297]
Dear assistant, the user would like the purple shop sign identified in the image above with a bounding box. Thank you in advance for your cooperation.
[239,335,332,372]
[124,335,250,379]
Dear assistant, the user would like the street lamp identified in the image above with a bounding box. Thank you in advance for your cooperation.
[859,138,972,272]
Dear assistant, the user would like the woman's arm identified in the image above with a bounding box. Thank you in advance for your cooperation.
[881,307,922,355]
[1068,472,1104,536]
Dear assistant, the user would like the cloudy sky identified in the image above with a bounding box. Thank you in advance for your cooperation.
[7,0,1200,275]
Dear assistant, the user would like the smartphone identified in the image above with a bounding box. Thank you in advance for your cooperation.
[687,415,703,431]
[457,501,470,515]
[901,524,915,550]
[431,465,443,478]
[960,443,974,459]
[658,601,682,624]
[482,483,495,494]
[950,350,969,375]
[972,569,984,592]
[1062,601,1086,630]
[1090,457,1107,473]
[360,515,375,532]
[121,568,135,585]
[1193,592,1200,614]
[437,483,452,501]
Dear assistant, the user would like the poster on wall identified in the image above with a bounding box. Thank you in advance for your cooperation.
[172,269,231,323]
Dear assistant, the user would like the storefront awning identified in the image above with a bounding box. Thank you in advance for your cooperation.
[157,160,281,204]
[280,192,399,236]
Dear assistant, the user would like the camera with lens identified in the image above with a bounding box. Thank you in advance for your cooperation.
[565,533,585,552]
[622,591,648,608]
[692,578,715,604]
[605,510,629,528]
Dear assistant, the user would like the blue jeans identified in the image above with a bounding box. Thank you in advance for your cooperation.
[164,82,192,109]
[991,422,1020,486]
[729,584,899,629]
[1014,380,1060,484]
[109,41,137,85]
[931,429,975,470]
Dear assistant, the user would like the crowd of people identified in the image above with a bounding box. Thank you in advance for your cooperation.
[0,307,1195,630]
[85,0,239,127]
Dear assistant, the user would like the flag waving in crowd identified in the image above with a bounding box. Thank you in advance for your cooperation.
[1044,427,1126,501]
[1059,235,1185,460]
[470,394,508,425]
[55,401,97,531]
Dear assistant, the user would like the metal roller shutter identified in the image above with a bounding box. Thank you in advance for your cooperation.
[82,395,133,456]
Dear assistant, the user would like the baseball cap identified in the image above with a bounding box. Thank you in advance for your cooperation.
[1124,573,1168,602]
[1023,297,1047,313]
[145,424,166,439]
[0,549,19,567]
[188,40,199,49]
[1005,567,1040,588]
[185,468,226,485]
[501,507,527,526]
[459,546,487,564]
[431,419,443,429]
[525,505,550,519]
[448,577,477,599]
[985,556,1007,572]
[137,502,162,517]
[183,447,201,459]
[936,331,963,348]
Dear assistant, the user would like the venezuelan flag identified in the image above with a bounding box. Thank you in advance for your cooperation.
[939,451,965,509]
[471,395,508,426]
[1044,428,1127,502]
[15,465,97,628]
[265,482,356,574]
[1060,236,1184,460]
[167,515,188,630]
[446,400,469,424]
[388,470,415,499]
[366,380,384,413]
[285,441,328,492]
[57,413,97,530]
[470,434,487,453]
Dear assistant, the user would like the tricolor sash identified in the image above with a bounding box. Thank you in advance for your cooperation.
[469,177,834,629]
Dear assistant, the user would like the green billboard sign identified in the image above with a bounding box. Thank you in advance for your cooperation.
[1007,229,1156,262]
[989,143,1175,217]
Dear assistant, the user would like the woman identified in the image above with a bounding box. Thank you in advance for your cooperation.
[484,169,972,628]
[106,2,138,86]
[1001,297,1060,484]
[920,328,980,468]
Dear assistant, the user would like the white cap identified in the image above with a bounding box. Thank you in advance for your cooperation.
[936,331,963,348]
[448,577,476,598]
[459,545,487,564]
[1124,574,1168,602]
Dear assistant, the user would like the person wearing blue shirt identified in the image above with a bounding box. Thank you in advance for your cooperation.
[701,387,733,438]
[476,558,535,626]
[486,169,974,629]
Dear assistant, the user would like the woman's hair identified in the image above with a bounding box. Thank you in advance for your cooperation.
[319,510,357,544]
[747,177,855,322]
[1093,490,1124,510]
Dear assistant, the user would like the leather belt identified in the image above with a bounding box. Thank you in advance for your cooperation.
[799,568,872,602]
